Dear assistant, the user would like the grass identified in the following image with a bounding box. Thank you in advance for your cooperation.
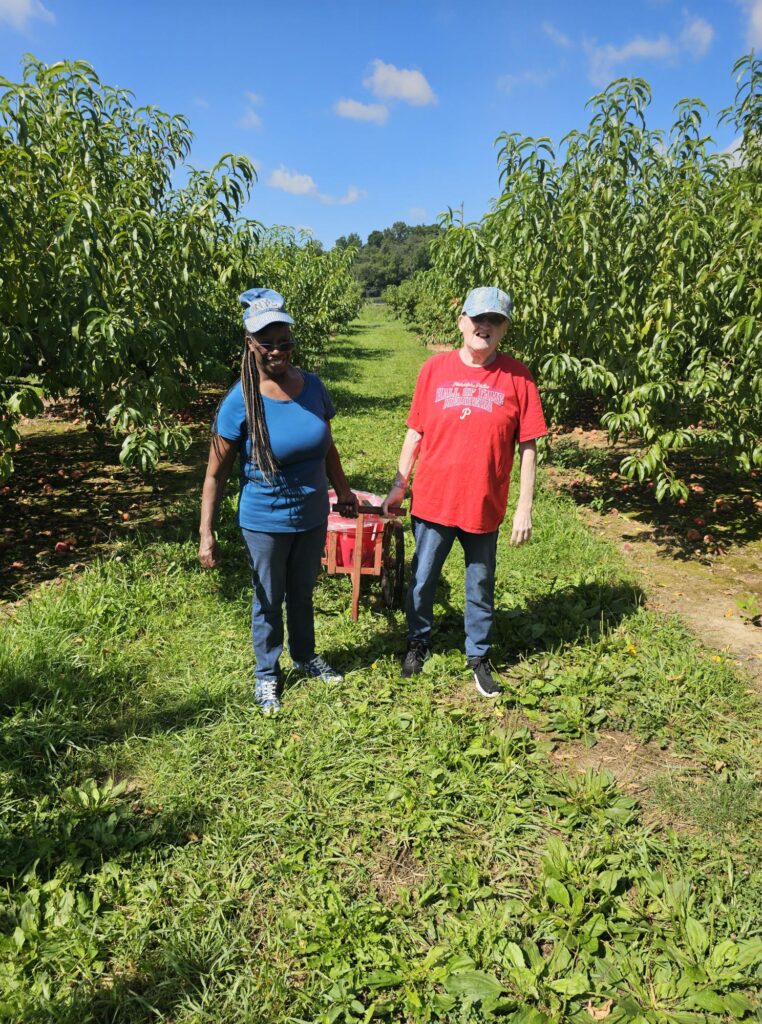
[1,305,761,1023]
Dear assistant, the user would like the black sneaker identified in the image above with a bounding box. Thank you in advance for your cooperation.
[401,640,431,678]
[468,657,502,698]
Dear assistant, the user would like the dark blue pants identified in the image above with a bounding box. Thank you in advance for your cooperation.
[406,516,498,660]
[241,522,327,681]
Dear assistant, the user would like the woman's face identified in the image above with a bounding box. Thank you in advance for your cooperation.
[247,322,295,378]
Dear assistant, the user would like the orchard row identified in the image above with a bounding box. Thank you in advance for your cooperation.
[386,55,762,501]
[0,57,362,478]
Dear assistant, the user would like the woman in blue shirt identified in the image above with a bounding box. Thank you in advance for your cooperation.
[199,288,357,714]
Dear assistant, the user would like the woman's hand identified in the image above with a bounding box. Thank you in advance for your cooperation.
[198,532,222,568]
[334,488,359,517]
[199,435,237,569]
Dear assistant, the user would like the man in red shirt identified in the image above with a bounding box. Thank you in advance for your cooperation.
[382,286,547,696]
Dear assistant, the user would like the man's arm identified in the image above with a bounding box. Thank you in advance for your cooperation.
[510,439,537,546]
[382,427,422,515]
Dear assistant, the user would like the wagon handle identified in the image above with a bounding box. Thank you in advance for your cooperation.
[332,502,406,517]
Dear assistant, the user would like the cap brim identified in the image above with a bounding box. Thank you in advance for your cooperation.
[244,310,295,333]
[462,306,510,319]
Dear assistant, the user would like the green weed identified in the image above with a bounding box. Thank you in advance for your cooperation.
[1,307,761,1022]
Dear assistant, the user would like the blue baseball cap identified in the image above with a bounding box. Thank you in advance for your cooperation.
[462,286,512,320]
[240,287,294,334]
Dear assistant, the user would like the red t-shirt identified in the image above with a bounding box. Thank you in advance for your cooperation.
[407,350,547,533]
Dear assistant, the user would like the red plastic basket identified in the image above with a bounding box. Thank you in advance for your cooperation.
[327,489,383,568]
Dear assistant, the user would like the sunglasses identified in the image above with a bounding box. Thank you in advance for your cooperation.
[253,338,296,353]
[471,313,506,326]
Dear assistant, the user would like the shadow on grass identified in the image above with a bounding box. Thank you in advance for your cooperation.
[0,425,212,603]
[0,656,233,890]
[320,329,385,386]
[24,924,281,1024]
[0,656,233,797]
[548,438,762,556]
[327,383,411,417]
[418,574,644,664]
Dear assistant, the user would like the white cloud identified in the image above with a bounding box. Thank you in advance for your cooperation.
[318,185,365,206]
[267,166,364,206]
[497,68,554,94]
[542,21,573,48]
[268,166,317,196]
[240,109,262,128]
[584,12,716,85]
[585,34,675,85]
[363,59,437,106]
[239,91,263,129]
[0,0,54,29]
[739,0,762,46]
[193,97,210,109]
[334,98,389,124]
[409,206,427,221]
[680,16,714,57]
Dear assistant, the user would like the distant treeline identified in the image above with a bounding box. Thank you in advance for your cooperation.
[334,222,442,297]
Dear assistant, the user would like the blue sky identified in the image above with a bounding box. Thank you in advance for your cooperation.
[1,0,759,246]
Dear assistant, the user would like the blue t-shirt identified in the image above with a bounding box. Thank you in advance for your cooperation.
[214,372,335,532]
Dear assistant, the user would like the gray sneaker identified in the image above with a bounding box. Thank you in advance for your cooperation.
[255,677,281,715]
[293,655,343,682]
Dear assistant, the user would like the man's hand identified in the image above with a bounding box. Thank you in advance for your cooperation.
[510,507,533,546]
[198,532,222,568]
[382,484,407,517]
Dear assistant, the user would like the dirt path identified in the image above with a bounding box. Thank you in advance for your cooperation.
[589,511,762,687]
[546,432,762,692]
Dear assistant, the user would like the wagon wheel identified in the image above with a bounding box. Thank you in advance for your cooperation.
[380,520,405,609]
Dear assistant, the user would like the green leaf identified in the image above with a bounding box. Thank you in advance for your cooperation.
[687,989,725,1013]
[504,942,526,971]
[685,917,709,955]
[364,970,403,990]
[444,970,503,1002]
[722,991,756,1017]
[545,877,571,908]
[548,973,588,997]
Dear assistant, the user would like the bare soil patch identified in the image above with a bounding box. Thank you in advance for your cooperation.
[546,430,762,692]
[370,835,427,906]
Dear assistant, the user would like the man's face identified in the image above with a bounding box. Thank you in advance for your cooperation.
[457,312,509,356]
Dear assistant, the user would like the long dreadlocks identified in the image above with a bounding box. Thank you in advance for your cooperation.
[240,337,280,480]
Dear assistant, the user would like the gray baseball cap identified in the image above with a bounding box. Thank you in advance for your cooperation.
[240,288,295,334]
[462,286,512,320]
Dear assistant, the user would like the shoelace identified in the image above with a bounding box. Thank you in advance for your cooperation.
[260,679,278,702]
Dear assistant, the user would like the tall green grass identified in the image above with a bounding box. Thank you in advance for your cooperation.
[1,307,760,1022]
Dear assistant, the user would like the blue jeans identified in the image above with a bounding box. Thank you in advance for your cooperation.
[241,522,327,681]
[406,516,498,660]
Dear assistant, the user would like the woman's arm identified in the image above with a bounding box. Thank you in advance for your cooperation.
[199,435,239,567]
[510,439,538,546]
[325,426,358,513]
[382,427,422,515]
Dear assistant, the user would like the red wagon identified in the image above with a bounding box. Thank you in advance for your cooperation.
[323,489,405,620]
